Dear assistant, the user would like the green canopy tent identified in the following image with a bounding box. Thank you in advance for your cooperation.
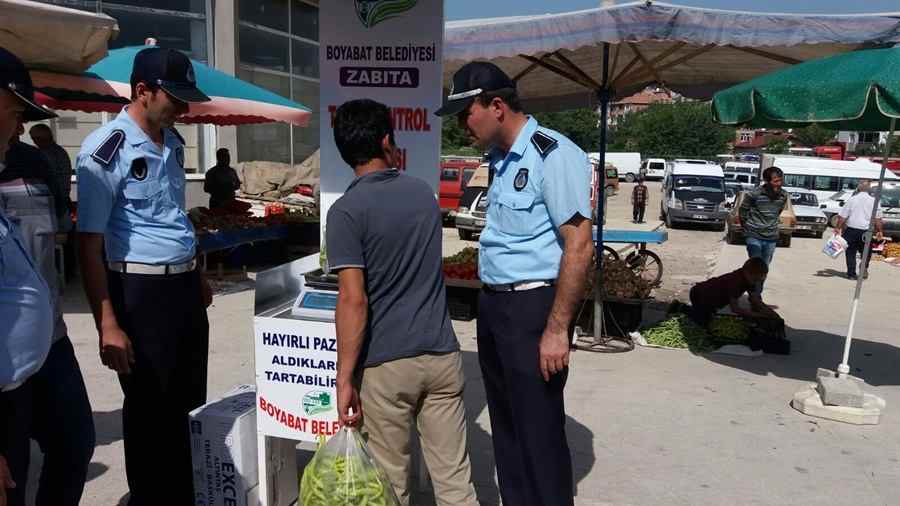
[712,46,900,381]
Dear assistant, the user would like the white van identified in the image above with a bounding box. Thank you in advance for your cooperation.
[590,152,641,182]
[641,158,666,180]
[761,154,900,202]
[723,161,758,175]
[660,163,728,229]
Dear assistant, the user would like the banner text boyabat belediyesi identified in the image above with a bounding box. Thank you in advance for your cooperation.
[325,43,437,62]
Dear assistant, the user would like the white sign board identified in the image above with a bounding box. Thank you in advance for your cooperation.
[254,317,340,443]
[319,0,444,227]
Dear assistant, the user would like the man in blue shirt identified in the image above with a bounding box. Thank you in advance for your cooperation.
[437,62,594,506]
[0,45,56,506]
[76,47,212,506]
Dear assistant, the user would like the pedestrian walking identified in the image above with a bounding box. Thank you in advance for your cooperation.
[203,147,241,209]
[29,123,73,209]
[328,99,478,506]
[0,45,56,506]
[737,166,793,308]
[631,175,648,223]
[437,62,594,506]
[75,47,212,506]
[834,179,884,280]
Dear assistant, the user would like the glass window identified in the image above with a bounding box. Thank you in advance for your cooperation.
[292,79,319,165]
[240,26,289,72]
[441,168,460,181]
[463,168,476,186]
[813,176,839,192]
[783,174,810,188]
[291,1,318,40]
[239,0,288,31]
[107,9,208,61]
[239,68,290,98]
[237,123,291,164]
[105,0,205,13]
[292,39,319,78]
[840,177,861,191]
[650,162,665,171]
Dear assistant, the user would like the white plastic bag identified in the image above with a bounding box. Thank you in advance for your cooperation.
[300,427,401,506]
[822,233,848,259]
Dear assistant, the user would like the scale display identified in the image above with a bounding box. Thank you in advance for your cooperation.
[299,291,337,311]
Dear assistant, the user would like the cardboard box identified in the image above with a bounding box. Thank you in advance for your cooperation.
[190,385,297,506]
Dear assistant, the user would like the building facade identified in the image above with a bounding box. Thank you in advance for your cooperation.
[33,0,321,176]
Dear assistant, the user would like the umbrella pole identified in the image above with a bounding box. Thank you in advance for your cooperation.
[593,43,611,342]
[836,117,895,378]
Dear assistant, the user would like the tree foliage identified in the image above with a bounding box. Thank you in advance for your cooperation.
[441,108,601,154]
[607,102,734,158]
[765,138,790,154]
[791,124,837,147]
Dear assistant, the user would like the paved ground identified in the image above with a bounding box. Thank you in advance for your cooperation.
[28,181,900,505]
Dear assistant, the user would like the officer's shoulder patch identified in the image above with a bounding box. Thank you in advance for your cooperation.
[530,131,558,157]
[90,129,126,166]
[169,127,186,145]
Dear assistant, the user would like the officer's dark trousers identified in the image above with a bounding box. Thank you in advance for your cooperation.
[108,269,209,506]
[477,286,574,506]
[1,337,95,506]
[0,380,33,506]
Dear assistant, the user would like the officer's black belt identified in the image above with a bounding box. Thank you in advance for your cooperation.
[483,279,556,292]
[108,259,197,275]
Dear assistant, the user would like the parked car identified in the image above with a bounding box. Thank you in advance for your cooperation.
[724,182,742,207]
[873,182,900,241]
[660,163,729,230]
[455,164,490,240]
[724,171,759,191]
[439,158,480,220]
[598,162,619,193]
[725,190,796,247]
[819,189,856,228]
[641,158,667,180]
[785,187,827,238]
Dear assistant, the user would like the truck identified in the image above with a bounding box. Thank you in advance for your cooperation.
[589,152,642,182]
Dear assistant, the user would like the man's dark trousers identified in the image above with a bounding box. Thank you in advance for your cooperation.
[633,204,646,223]
[844,227,872,277]
[477,286,574,506]
[107,269,209,506]
[29,337,95,506]
[1,380,34,506]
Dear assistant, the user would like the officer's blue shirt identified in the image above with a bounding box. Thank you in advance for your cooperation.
[76,108,196,264]
[479,117,592,285]
[0,203,52,387]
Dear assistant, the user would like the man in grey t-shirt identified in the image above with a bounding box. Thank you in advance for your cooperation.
[326,99,477,506]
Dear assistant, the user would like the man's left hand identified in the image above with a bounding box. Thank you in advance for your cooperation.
[539,327,570,382]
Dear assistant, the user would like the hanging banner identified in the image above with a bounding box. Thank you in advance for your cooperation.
[319,0,444,229]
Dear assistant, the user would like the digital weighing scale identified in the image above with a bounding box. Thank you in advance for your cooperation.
[290,269,339,321]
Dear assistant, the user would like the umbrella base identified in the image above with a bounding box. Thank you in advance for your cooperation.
[791,385,885,426]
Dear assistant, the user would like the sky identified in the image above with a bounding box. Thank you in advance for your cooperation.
[446,0,900,20]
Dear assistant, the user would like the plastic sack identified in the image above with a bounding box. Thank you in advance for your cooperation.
[822,233,848,258]
[300,427,401,506]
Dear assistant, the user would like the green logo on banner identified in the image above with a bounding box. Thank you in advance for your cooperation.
[302,391,333,416]
[355,0,417,28]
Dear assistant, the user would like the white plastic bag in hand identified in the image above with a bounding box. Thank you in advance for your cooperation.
[822,234,848,259]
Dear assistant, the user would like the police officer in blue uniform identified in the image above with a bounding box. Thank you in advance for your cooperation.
[0,45,56,506]
[437,62,594,506]
[76,47,212,506]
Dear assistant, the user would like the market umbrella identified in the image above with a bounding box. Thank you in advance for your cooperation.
[1,0,118,74]
[29,45,312,126]
[712,46,900,378]
[445,1,900,343]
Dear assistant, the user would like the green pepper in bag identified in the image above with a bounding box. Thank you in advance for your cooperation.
[300,427,400,506]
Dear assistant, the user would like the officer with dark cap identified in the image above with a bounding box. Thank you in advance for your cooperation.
[0,45,56,506]
[436,62,594,506]
[76,46,212,505]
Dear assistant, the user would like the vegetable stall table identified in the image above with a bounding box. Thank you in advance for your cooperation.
[197,225,290,275]
[594,228,668,287]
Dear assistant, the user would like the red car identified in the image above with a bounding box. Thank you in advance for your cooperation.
[439,158,481,220]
